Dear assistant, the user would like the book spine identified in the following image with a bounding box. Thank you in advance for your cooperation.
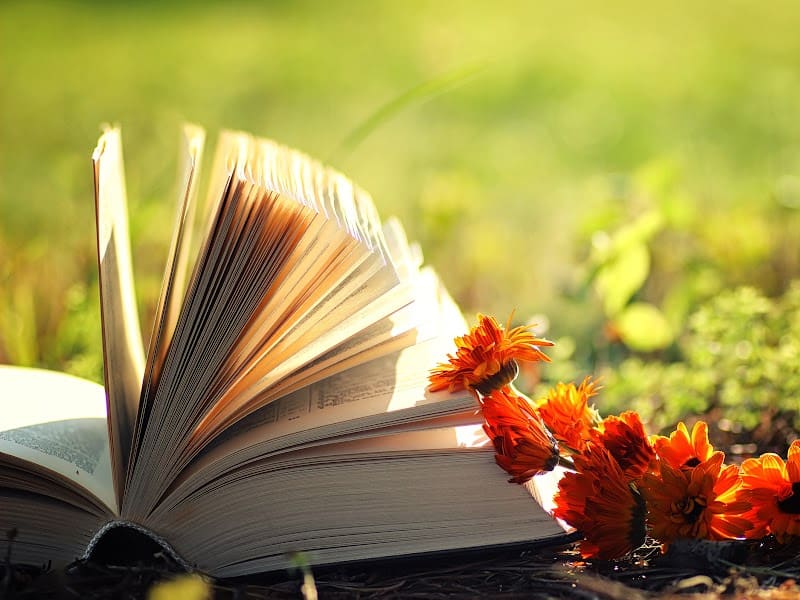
[82,519,192,571]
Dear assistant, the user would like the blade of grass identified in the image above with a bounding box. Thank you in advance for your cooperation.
[328,61,488,163]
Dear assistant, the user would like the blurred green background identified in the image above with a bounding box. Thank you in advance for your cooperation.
[2,1,799,439]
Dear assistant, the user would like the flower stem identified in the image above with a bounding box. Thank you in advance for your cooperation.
[557,455,577,472]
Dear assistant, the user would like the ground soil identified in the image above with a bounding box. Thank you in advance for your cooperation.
[4,535,800,599]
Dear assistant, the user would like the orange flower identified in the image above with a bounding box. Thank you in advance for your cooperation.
[535,377,601,452]
[737,440,800,542]
[481,386,559,483]
[652,421,714,471]
[592,411,655,481]
[640,452,751,547]
[553,443,647,560]
[429,314,553,394]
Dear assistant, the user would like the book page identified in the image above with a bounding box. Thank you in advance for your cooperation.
[203,134,404,410]
[141,124,205,393]
[125,133,469,519]
[132,126,206,491]
[205,339,476,459]
[185,266,464,453]
[250,267,462,406]
[166,320,476,503]
[150,428,566,577]
[150,280,472,515]
[0,488,108,569]
[93,127,145,505]
[198,267,411,438]
[0,365,116,512]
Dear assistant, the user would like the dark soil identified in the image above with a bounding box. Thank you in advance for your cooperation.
[4,534,800,599]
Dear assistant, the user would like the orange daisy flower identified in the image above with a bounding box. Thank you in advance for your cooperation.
[428,314,553,395]
[553,443,647,560]
[737,440,800,542]
[481,386,560,483]
[592,411,655,482]
[640,452,751,547]
[652,421,715,471]
[535,376,601,453]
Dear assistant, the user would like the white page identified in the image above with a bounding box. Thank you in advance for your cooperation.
[93,127,146,503]
[0,365,116,511]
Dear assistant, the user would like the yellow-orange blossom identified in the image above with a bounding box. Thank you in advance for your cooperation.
[737,440,800,542]
[481,386,559,483]
[535,376,600,452]
[429,314,552,395]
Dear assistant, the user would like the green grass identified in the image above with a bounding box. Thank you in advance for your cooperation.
[2,1,800,383]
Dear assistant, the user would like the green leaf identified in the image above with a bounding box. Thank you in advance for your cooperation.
[589,210,663,265]
[594,243,650,316]
[615,302,674,352]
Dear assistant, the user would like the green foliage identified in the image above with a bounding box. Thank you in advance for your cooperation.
[575,153,800,359]
[1,1,800,440]
[0,278,38,367]
[595,242,651,317]
[49,284,104,383]
[614,302,673,353]
[0,241,102,382]
[584,208,675,351]
[287,552,319,600]
[600,283,800,432]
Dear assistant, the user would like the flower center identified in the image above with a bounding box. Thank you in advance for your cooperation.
[629,484,648,549]
[677,495,706,523]
[777,482,800,514]
[682,457,701,468]
[475,360,519,395]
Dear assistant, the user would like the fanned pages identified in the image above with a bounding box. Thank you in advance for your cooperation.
[141,124,205,403]
[124,130,417,517]
[92,128,146,505]
[0,125,568,576]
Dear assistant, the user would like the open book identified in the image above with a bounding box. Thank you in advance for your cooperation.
[0,126,566,577]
